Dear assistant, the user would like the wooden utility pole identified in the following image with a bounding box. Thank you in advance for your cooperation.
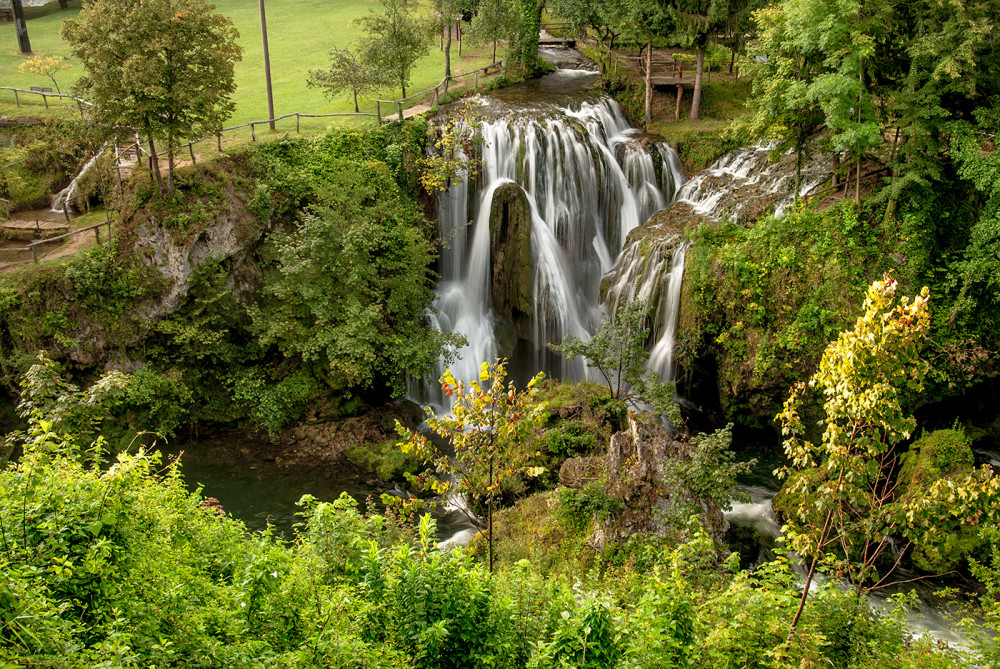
[12,0,32,54]
[258,0,276,131]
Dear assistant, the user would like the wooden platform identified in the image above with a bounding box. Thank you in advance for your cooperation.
[650,76,691,87]
[2,219,70,241]
[3,219,70,231]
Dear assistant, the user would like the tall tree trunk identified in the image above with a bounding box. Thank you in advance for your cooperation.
[445,19,452,79]
[492,39,497,63]
[729,46,735,74]
[353,89,359,113]
[167,132,175,195]
[855,155,861,205]
[488,450,494,573]
[146,132,164,194]
[458,21,462,56]
[644,39,653,130]
[11,0,31,54]
[690,46,705,121]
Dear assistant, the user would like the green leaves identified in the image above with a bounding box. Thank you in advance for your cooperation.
[249,158,447,399]
[551,300,680,424]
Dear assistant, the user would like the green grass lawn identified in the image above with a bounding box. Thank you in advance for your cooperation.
[1,0,494,136]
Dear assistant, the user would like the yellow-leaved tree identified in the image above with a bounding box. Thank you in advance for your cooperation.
[776,276,1000,634]
[395,359,547,571]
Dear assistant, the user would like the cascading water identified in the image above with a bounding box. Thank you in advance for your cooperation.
[417,96,684,410]
[51,144,107,216]
[675,142,834,224]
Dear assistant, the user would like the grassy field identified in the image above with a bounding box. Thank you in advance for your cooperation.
[1,0,493,135]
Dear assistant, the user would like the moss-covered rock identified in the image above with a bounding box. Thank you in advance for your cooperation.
[898,429,975,489]
[489,181,534,339]
[898,429,982,572]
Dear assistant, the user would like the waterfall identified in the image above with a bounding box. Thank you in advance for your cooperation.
[647,243,687,383]
[675,142,834,224]
[421,98,681,408]
[51,145,107,216]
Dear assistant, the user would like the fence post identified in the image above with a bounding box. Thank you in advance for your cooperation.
[13,90,18,107]
[434,87,439,106]
[189,143,196,164]
[474,71,479,89]
[376,101,382,124]
[94,225,101,244]
[30,246,37,263]
[397,103,403,121]
[251,122,257,142]
[296,113,300,133]
[42,93,49,109]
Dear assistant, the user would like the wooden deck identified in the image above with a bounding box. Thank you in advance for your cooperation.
[2,219,70,241]
[3,219,70,232]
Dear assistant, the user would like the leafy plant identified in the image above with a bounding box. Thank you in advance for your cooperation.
[395,359,548,571]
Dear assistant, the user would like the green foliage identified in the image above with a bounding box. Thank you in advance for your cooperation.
[346,438,424,482]
[65,241,159,316]
[777,277,1000,630]
[0,373,979,667]
[62,0,242,193]
[10,352,129,447]
[660,424,753,521]
[539,422,597,460]
[556,482,624,533]
[250,158,448,399]
[552,300,681,425]
[529,597,620,669]
[355,0,430,99]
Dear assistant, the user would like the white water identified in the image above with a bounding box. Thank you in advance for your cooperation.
[675,142,834,224]
[51,145,106,216]
[419,97,684,409]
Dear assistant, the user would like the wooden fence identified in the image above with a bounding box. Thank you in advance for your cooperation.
[0,220,111,264]
[373,60,503,122]
[0,86,92,114]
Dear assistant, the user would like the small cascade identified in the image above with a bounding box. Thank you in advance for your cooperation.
[51,145,106,216]
[675,142,834,224]
[647,243,686,383]
[421,97,682,408]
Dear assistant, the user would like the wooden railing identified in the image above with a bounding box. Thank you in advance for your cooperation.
[0,220,111,264]
[575,33,739,80]
[372,60,503,122]
[0,86,92,114]
[802,166,892,204]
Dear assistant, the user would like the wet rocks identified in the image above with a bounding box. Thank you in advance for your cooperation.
[489,181,535,339]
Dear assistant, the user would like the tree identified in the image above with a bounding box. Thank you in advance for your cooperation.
[248,160,454,399]
[307,46,388,113]
[395,359,548,572]
[356,0,429,99]
[743,0,1000,205]
[607,0,673,129]
[18,55,71,94]
[672,0,759,122]
[551,300,681,424]
[432,0,462,83]
[468,0,519,62]
[776,276,1000,635]
[62,0,242,195]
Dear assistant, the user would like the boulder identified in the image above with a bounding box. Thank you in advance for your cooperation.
[489,182,534,340]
